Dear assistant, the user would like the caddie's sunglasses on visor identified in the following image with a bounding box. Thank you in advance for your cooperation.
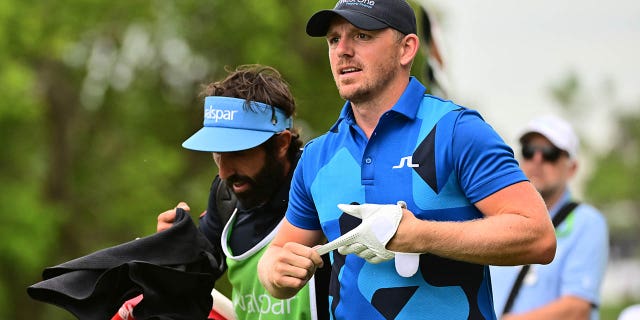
[521,145,565,162]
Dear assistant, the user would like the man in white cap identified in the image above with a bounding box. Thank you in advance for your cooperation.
[491,115,609,320]
[618,304,640,320]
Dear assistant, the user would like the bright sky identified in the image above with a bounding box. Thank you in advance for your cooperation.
[420,0,640,153]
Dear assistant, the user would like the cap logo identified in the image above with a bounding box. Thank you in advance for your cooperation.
[182,96,292,152]
[201,96,292,131]
[204,105,238,122]
[337,0,375,9]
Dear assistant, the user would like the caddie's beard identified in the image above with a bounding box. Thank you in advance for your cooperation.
[224,153,286,209]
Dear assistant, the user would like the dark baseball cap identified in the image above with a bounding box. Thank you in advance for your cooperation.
[306,0,417,37]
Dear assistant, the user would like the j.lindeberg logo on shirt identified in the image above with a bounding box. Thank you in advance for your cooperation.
[392,156,419,169]
[204,105,238,122]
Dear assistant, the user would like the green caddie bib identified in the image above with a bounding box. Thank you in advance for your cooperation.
[221,213,319,320]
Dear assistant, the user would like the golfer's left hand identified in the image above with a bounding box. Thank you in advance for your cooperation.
[334,202,404,263]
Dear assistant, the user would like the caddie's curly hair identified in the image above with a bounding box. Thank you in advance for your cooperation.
[199,64,302,163]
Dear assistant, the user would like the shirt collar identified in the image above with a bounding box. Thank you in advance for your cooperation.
[391,77,426,120]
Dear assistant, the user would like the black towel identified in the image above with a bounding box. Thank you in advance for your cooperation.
[27,208,221,320]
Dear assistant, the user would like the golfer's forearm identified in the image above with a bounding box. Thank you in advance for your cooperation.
[392,215,555,266]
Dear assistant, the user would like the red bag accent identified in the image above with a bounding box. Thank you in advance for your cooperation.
[111,295,143,320]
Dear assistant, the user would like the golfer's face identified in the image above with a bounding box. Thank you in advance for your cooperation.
[213,145,267,196]
[326,17,403,104]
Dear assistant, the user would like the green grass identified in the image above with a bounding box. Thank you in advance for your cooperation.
[600,300,639,320]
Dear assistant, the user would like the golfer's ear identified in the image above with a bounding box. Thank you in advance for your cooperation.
[400,33,419,67]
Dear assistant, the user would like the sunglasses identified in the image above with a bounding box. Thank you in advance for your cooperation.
[521,145,565,162]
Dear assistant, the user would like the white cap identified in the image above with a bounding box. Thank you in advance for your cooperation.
[519,115,579,159]
[618,305,640,320]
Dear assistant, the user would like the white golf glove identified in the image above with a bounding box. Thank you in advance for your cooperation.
[315,201,421,277]
[315,202,404,264]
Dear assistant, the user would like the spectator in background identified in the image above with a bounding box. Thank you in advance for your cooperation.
[491,115,609,320]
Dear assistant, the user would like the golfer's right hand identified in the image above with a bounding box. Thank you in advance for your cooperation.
[157,202,190,232]
[258,242,323,299]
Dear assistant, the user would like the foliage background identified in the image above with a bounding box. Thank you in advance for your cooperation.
[0,1,424,318]
[0,1,637,319]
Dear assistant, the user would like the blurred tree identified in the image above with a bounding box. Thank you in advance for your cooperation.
[585,110,640,258]
[550,72,581,108]
[585,111,640,205]
[0,1,428,318]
